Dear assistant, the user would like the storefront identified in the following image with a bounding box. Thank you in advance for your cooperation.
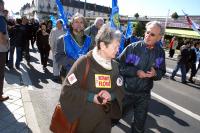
[165,28,200,39]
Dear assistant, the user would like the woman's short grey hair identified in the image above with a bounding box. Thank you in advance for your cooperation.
[146,21,165,36]
[95,24,121,49]
[94,17,104,26]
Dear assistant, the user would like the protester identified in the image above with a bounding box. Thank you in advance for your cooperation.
[21,16,30,62]
[195,42,200,74]
[46,19,52,34]
[0,0,9,101]
[31,18,39,49]
[49,19,65,81]
[186,43,198,83]
[2,9,9,64]
[26,19,34,50]
[168,36,178,58]
[36,22,50,69]
[125,30,140,48]
[8,18,24,69]
[55,13,91,81]
[59,24,124,133]
[170,43,190,84]
[84,17,104,49]
[117,21,166,133]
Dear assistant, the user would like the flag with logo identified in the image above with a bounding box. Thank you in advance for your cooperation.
[125,21,133,39]
[110,0,120,29]
[182,11,200,34]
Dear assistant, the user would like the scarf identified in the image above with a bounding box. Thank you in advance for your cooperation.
[92,47,112,70]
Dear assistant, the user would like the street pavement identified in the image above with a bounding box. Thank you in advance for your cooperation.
[0,62,40,133]
[0,49,200,133]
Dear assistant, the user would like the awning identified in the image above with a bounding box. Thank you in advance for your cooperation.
[165,28,200,39]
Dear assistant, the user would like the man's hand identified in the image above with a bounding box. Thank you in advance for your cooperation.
[0,32,8,45]
[137,70,147,78]
[146,67,156,78]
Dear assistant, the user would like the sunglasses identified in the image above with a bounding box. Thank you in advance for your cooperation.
[146,31,156,37]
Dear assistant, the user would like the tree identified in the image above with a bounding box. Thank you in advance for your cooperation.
[171,12,179,19]
[134,13,139,19]
[134,21,144,37]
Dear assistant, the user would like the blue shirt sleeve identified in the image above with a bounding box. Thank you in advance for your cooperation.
[0,16,7,34]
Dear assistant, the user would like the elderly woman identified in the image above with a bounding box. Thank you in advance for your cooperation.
[59,24,124,133]
[49,19,65,81]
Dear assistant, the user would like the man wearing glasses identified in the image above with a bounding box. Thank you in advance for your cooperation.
[117,21,166,133]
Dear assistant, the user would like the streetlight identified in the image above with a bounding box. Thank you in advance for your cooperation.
[84,0,86,17]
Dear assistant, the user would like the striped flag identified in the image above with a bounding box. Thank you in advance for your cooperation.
[182,10,200,34]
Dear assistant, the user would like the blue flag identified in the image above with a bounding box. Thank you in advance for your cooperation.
[125,21,133,39]
[55,0,68,29]
[50,15,56,28]
[118,35,125,55]
[110,0,120,29]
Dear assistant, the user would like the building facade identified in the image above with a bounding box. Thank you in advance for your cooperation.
[20,0,111,21]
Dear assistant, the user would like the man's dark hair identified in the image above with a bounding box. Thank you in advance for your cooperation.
[16,18,22,25]
[0,0,4,5]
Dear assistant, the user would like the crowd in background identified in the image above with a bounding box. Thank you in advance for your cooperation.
[1,0,200,132]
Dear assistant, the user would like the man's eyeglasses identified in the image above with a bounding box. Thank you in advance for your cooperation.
[146,31,156,37]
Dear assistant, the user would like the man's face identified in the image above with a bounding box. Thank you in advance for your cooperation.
[144,24,162,46]
[72,17,85,33]
[56,21,63,30]
[22,17,28,25]
[0,3,4,11]
[96,20,104,30]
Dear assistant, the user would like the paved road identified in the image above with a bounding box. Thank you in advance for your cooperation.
[2,48,200,133]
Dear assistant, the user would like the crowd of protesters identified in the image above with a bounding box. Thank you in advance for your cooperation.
[169,37,200,83]
[1,0,200,132]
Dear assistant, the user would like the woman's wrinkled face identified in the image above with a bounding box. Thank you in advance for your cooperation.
[72,17,85,33]
[101,39,120,59]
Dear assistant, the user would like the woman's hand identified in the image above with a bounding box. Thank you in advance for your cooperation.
[93,94,101,104]
[98,90,111,104]
[93,90,111,105]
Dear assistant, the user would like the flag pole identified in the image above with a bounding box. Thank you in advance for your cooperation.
[162,9,170,47]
